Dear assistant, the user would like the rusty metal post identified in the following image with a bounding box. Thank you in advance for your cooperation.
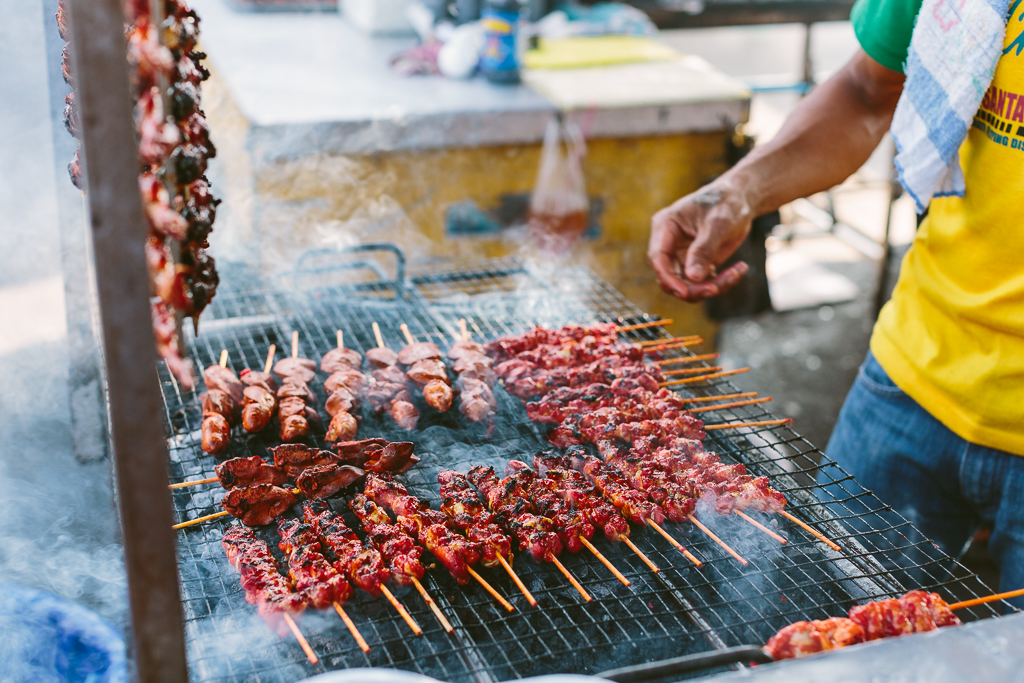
[64,0,188,680]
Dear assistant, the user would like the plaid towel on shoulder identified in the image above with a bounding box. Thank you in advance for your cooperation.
[891,0,1011,212]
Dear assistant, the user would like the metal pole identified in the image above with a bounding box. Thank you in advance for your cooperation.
[64,0,188,680]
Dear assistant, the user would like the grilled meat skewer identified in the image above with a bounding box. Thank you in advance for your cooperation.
[437,470,513,567]
[277,517,353,609]
[398,327,453,413]
[200,363,242,455]
[449,321,497,423]
[215,455,289,488]
[222,524,305,636]
[322,332,363,443]
[367,323,420,430]
[239,347,279,433]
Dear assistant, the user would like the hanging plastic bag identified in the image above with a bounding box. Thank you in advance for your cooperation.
[527,114,589,254]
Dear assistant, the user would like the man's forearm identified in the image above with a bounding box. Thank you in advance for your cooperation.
[726,50,906,216]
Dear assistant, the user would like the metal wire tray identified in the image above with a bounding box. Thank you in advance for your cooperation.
[163,248,1005,683]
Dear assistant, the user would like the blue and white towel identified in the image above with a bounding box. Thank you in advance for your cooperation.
[891,0,1011,212]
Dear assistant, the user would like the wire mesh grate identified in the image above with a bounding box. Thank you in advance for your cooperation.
[161,251,1007,683]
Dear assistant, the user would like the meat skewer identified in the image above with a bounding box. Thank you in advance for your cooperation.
[348,494,455,633]
[362,473,515,612]
[275,516,372,653]
[398,324,453,412]
[274,332,320,443]
[367,322,420,430]
[321,330,361,443]
[300,499,421,637]
[466,465,592,603]
[764,590,963,660]
[437,469,538,607]
[485,320,676,361]
[240,345,279,434]
[221,524,318,663]
[505,461,631,587]
[450,319,497,424]
[199,351,242,455]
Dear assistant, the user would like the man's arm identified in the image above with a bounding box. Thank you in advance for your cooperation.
[648,50,906,301]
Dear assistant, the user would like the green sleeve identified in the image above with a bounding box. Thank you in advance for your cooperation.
[850,0,923,74]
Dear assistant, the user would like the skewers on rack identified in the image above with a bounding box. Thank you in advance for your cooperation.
[360,474,515,612]
[366,322,420,430]
[273,332,320,442]
[438,469,538,607]
[321,330,363,443]
[467,465,592,602]
[349,494,454,633]
[398,324,454,412]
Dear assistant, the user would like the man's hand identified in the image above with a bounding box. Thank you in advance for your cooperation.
[647,50,904,303]
[648,180,753,302]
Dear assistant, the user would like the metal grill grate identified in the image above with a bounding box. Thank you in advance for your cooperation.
[163,250,1007,683]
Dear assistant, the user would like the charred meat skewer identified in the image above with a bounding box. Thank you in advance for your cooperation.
[222,524,305,636]
[398,325,453,412]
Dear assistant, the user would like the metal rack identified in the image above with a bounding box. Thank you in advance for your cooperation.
[163,249,1003,682]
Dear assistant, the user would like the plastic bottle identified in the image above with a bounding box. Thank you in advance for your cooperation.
[480,0,523,84]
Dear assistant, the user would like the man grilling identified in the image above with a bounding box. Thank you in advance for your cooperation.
[648,0,1024,605]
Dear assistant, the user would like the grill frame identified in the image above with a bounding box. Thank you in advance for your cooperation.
[164,247,1009,683]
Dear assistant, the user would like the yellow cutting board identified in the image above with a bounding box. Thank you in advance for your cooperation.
[523,36,679,70]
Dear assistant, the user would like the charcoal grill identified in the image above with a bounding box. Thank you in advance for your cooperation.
[163,245,1007,683]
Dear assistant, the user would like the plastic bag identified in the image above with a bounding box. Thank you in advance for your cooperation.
[527,114,589,254]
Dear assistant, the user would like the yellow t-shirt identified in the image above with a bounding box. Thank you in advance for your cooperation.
[871,13,1024,455]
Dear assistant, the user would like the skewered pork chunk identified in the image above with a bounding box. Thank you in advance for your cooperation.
[270,444,337,477]
[422,380,454,412]
[448,339,486,360]
[202,390,238,424]
[276,376,318,442]
[389,399,420,430]
[406,358,448,386]
[324,367,368,395]
[321,347,363,374]
[222,484,298,526]
[203,365,244,404]
[273,357,316,384]
[240,368,278,392]
[240,385,275,433]
[484,323,620,361]
[397,341,442,366]
[324,387,357,417]
[467,466,564,562]
[451,355,497,386]
[366,348,399,368]
[457,377,497,423]
[201,413,230,455]
[326,411,358,442]
[277,378,315,403]
[438,470,513,567]
[295,464,365,499]
[215,455,289,488]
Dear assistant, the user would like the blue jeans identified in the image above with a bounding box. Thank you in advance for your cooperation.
[820,351,1024,609]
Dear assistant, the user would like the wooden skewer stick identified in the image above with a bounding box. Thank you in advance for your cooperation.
[282,613,319,664]
[704,418,792,431]
[291,331,299,358]
[637,335,701,347]
[615,319,672,332]
[467,566,515,612]
[172,510,229,529]
[735,511,787,544]
[688,397,773,414]
[949,587,1024,611]
[168,476,218,489]
[548,554,592,602]
[372,322,386,349]
[459,318,469,342]
[399,323,415,345]
[219,349,228,367]
[264,344,276,373]
[497,554,538,607]
[333,601,370,653]
[621,536,660,573]
[644,339,704,354]
[648,521,702,566]
[660,367,749,387]
[411,577,454,633]
[683,392,758,404]
[579,536,630,586]
[779,511,841,551]
[664,366,724,377]
[655,353,719,366]
[687,514,748,566]
[381,584,422,635]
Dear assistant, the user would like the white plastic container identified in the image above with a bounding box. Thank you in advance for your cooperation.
[342,0,417,35]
